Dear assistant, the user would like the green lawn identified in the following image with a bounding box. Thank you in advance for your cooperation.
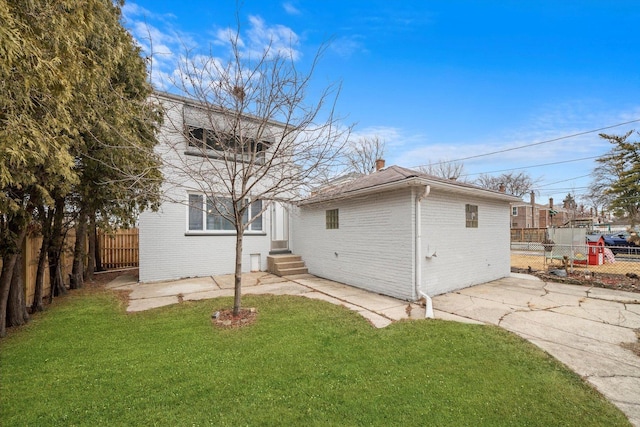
[0,289,630,426]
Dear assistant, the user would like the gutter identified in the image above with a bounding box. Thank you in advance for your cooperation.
[415,185,434,318]
[300,175,520,207]
[299,177,426,206]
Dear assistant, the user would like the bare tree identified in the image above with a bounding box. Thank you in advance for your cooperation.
[418,160,466,181]
[344,136,385,175]
[475,172,540,198]
[158,27,349,315]
[581,182,613,221]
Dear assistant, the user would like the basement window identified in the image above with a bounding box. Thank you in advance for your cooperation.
[326,209,339,229]
[465,204,478,228]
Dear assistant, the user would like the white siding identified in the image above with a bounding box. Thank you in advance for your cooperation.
[420,189,511,296]
[291,188,415,300]
[139,197,271,282]
[139,95,274,283]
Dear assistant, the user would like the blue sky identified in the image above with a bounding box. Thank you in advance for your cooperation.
[122,1,640,204]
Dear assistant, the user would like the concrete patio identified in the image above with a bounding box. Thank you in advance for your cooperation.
[433,273,640,426]
[106,272,434,328]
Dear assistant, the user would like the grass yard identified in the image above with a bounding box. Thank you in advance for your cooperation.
[0,289,630,426]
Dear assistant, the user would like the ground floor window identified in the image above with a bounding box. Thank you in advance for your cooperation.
[188,194,263,232]
[326,209,339,229]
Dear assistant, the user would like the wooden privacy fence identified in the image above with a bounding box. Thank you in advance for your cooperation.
[0,230,76,307]
[511,228,548,242]
[0,228,138,309]
[98,228,139,269]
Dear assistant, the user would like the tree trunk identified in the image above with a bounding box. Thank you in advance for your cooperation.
[49,262,66,302]
[94,220,102,272]
[0,226,28,338]
[233,227,244,316]
[95,236,103,272]
[31,231,49,313]
[0,255,17,338]
[70,208,88,289]
[32,205,52,313]
[48,196,67,301]
[6,243,29,328]
[85,213,96,280]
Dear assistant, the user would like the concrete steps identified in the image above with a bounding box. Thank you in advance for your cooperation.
[267,254,308,276]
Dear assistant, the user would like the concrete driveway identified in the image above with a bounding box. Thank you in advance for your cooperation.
[433,273,640,426]
[107,271,640,425]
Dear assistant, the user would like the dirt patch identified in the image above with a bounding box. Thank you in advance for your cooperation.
[90,269,137,307]
[621,329,640,356]
[90,269,138,287]
[110,289,133,308]
[512,267,640,294]
[211,308,257,329]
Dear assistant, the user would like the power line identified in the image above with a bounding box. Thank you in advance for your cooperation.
[537,186,590,192]
[411,118,640,168]
[460,155,601,177]
[537,174,592,188]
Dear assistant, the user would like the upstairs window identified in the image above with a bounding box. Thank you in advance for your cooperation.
[326,209,339,229]
[188,194,263,233]
[187,127,223,151]
[186,126,268,163]
[512,206,518,216]
[465,204,478,228]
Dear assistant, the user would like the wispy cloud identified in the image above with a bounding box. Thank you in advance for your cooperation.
[349,126,428,162]
[329,35,366,58]
[282,2,301,16]
[122,4,302,90]
[389,102,640,194]
[217,15,301,61]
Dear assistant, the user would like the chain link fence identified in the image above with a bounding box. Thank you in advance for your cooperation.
[511,242,640,277]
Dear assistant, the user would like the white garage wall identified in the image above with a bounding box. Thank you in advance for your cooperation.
[420,189,512,296]
[291,188,415,300]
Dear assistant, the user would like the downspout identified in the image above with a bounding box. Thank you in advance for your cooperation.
[415,185,434,318]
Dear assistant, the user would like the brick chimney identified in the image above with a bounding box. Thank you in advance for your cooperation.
[549,197,553,209]
[375,159,385,171]
[498,183,506,193]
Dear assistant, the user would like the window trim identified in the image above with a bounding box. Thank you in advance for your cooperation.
[465,204,478,228]
[326,209,339,229]
[186,193,265,235]
[184,125,268,164]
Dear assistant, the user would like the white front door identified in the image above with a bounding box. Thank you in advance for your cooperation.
[270,202,289,252]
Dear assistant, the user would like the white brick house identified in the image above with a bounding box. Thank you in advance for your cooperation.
[291,166,520,300]
[139,92,292,282]
[140,93,519,299]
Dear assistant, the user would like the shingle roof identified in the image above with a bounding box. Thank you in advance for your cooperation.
[302,165,520,205]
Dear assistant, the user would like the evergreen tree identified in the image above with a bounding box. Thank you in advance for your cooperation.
[0,0,162,336]
[596,131,640,228]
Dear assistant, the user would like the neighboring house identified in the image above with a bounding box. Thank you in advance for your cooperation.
[510,201,557,228]
[290,165,520,300]
[511,196,592,230]
[139,92,292,283]
[510,201,541,228]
